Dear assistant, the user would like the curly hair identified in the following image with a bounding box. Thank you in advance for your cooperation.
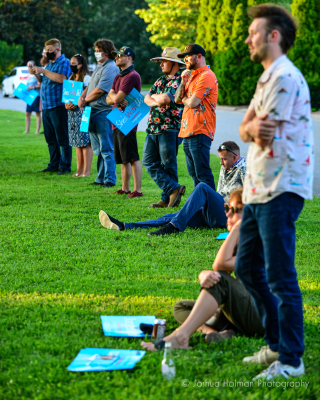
[93,39,116,60]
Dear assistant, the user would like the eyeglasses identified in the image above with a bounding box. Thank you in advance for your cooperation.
[224,204,243,214]
[218,145,238,156]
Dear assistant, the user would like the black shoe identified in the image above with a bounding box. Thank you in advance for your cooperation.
[90,181,104,186]
[57,169,71,175]
[37,167,59,173]
[102,182,116,188]
[99,210,125,231]
[148,223,180,237]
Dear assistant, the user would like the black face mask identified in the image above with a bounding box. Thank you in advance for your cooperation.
[46,51,56,60]
[70,65,79,73]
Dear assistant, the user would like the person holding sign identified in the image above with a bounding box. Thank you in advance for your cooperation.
[32,38,72,175]
[78,39,119,188]
[143,47,186,208]
[107,47,143,198]
[65,54,92,177]
[23,61,41,135]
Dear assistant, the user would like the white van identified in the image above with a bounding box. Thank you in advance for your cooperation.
[2,66,29,97]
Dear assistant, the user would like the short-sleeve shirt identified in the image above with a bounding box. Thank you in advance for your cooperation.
[111,69,141,132]
[243,55,314,204]
[26,75,40,94]
[40,54,71,110]
[146,70,184,135]
[86,59,119,116]
[179,66,218,139]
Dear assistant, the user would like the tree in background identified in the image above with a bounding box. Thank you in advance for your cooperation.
[0,0,162,84]
[290,0,320,109]
[0,40,23,81]
[135,0,200,50]
[197,0,222,55]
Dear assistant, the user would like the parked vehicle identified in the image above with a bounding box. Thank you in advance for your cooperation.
[2,66,29,97]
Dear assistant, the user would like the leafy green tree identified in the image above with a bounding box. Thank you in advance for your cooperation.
[290,0,320,108]
[135,0,200,49]
[0,40,23,81]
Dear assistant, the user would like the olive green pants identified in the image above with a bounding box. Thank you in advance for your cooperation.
[173,271,264,338]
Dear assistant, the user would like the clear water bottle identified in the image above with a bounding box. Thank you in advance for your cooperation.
[161,342,176,380]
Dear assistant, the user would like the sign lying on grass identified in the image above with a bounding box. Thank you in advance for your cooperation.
[107,88,150,135]
[13,83,39,106]
[67,348,146,372]
[101,315,156,337]
[80,106,91,133]
[215,232,229,240]
[62,80,83,105]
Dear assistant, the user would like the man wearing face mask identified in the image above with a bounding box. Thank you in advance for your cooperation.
[78,39,119,188]
[32,38,72,174]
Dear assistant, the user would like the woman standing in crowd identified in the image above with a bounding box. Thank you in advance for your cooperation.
[24,61,41,134]
[65,54,93,177]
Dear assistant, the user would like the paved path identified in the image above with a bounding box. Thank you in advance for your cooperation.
[1,93,319,196]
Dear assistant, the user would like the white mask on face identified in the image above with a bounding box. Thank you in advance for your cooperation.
[94,52,104,62]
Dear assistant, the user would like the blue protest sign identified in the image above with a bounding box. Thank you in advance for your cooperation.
[107,88,150,135]
[80,106,91,133]
[67,348,146,372]
[215,232,229,240]
[62,80,83,105]
[13,83,39,106]
[101,315,156,337]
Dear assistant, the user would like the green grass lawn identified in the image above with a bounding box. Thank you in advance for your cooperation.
[0,110,319,400]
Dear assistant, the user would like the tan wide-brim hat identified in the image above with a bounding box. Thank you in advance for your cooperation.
[150,47,185,65]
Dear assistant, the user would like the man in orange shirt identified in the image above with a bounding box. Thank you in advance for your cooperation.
[175,44,218,191]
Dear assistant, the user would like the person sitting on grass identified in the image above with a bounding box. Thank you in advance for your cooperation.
[140,188,265,351]
[99,141,246,236]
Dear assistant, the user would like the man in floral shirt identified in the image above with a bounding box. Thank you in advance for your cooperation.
[143,47,186,208]
[235,4,314,381]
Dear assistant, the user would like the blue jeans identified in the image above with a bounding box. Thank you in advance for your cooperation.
[142,130,180,203]
[89,112,116,185]
[42,106,72,171]
[235,192,304,367]
[125,183,226,231]
[183,134,215,191]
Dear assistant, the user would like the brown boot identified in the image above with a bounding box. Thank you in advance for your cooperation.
[149,200,168,208]
[168,185,186,207]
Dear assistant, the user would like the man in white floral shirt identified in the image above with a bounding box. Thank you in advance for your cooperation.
[235,4,314,381]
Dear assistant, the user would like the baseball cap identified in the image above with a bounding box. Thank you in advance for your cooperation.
[177,44,206,58]
[112,46,136,61]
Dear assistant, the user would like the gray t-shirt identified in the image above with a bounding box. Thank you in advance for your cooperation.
[86,59,119,116]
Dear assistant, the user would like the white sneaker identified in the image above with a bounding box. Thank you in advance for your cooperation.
[243,345,279,365]
[253,359,305,381]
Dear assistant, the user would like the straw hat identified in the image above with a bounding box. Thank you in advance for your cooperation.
[150,47,185,65]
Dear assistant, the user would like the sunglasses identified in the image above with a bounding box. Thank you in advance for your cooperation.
[218,145,238,156]
[224,204,243,214]
[116,54,126,58]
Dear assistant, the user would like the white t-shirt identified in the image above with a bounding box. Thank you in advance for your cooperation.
[243,55,314,204]
[83,74,91,88]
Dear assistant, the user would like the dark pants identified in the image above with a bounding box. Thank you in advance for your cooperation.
[42,106,72,171]
[142,130,180,204]
[235,192,304,367]
[125,182,226,231]
[183,134,215,191]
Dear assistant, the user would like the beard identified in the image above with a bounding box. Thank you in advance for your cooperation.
[40,56,49,66]
[186,59,197,70]
[250,36,270,63]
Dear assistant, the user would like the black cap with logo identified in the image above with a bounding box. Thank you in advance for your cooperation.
[177,44,206,59]
[112,46,136,61]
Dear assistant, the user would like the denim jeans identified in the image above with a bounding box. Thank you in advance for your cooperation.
[89,111,116,185]
[235,192,304,367]
[183,134,215,191]
[125,182,226,231]
[142,130,180,203]
[42,106,72,171]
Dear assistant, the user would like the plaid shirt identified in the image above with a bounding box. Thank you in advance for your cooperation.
[40,54,71,110]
